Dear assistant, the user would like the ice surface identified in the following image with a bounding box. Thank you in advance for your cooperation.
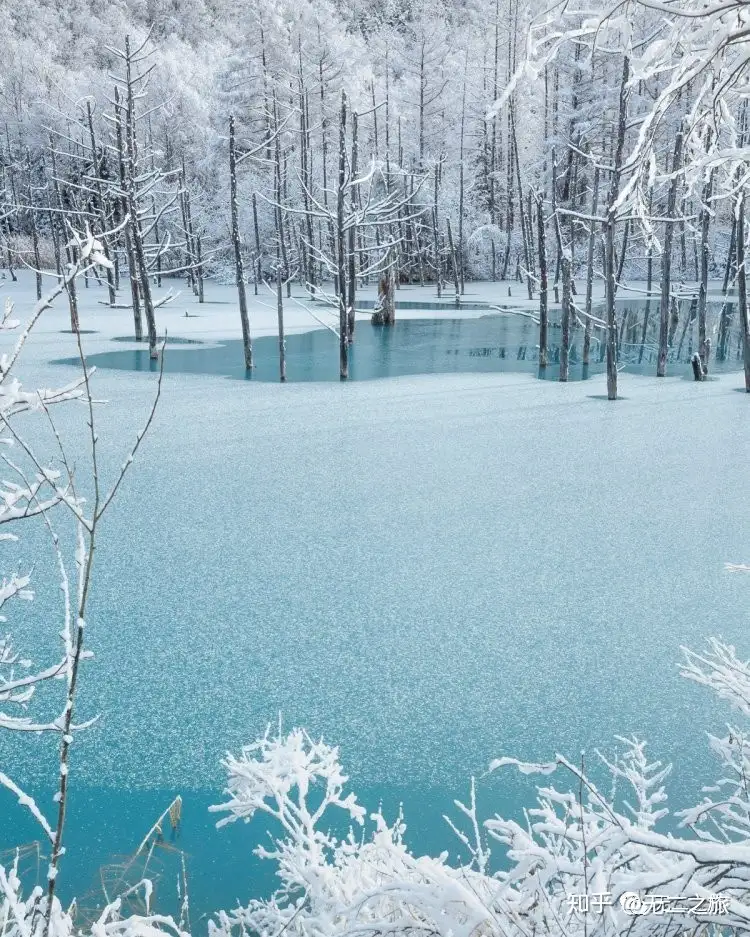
[0,270,748,848]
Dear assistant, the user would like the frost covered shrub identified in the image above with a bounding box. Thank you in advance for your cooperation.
[208,637,750,937]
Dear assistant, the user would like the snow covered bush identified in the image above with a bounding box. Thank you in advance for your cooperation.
[209,634,750,937]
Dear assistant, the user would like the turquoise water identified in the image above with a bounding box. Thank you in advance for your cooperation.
[52,307,746,383]
[1,315,749,925]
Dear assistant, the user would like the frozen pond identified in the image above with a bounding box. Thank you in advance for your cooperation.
[52,298,750,384]
[1,276,749,923]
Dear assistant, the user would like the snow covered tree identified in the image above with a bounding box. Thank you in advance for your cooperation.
[0,230,170,936]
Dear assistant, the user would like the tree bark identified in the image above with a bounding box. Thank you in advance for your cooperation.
[537,192,548,368]
[337,91,349,380]
[605,56,629,400]
[583,164,600,367]
[277,263,286,382]
[373,247,396,326]
[446,217,460,308]
[229,115,252,369]
[347,110,358,341]
[657,121,684,377]
[698,168,715,371]
[737,192,750,392]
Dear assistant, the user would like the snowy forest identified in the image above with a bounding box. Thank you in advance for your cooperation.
[0,0,748,390]
[2,0,750,935]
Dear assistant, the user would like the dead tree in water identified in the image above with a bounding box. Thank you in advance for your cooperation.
[583,165,600,367]
[229,115,252,369]
[337,90,348,379]
[373,247,396,325]
[347,109,359,340]
[114,36,159,359]
[446,217,460,308]
[737,191,750,392]
[49,146,80,332]
[604,56,629,400]
[536,191,549,368]
[552,150,571,381]
[657,120,684,377]
[24,153,42,301]
[113,87,141,340]
[638,192,655,364]
[276,263,286,383]
[85,101,117,306]
[698,160,715,372]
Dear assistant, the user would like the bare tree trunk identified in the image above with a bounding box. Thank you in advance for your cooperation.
[432,207,442,298]
[639,193,655,364]
[252,192,261,294]
[698,167,715,371]
[723,213,737,293]
[178,173,193,290]
[86,103,116,304]
[298,50,316,297]
[47,204,61,276]
[583,164,600,367]
[25,154,42,300]
[115,90,140,337]
[458,52,468,294]
[347,110,358,341]
[605,56,629,400]
[510,104,533,300]
[657,121,684,377]
[537,191,548,368]
[50,146,80,332]
[337,91,349,380]
[184,185,198,296]
[151,195,162,289]
[615,217,629,291]
[552,149,571,380]
[196,234,204,303]
[277,263,286,382]
[560,253,571,381]
[229,115,252,370]
[737,191,750,392]
[373,246,396,325]
[446,217,460,307]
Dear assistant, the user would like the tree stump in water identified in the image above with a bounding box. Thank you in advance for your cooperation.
[372,250,396,326]
[691,352,703,381]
